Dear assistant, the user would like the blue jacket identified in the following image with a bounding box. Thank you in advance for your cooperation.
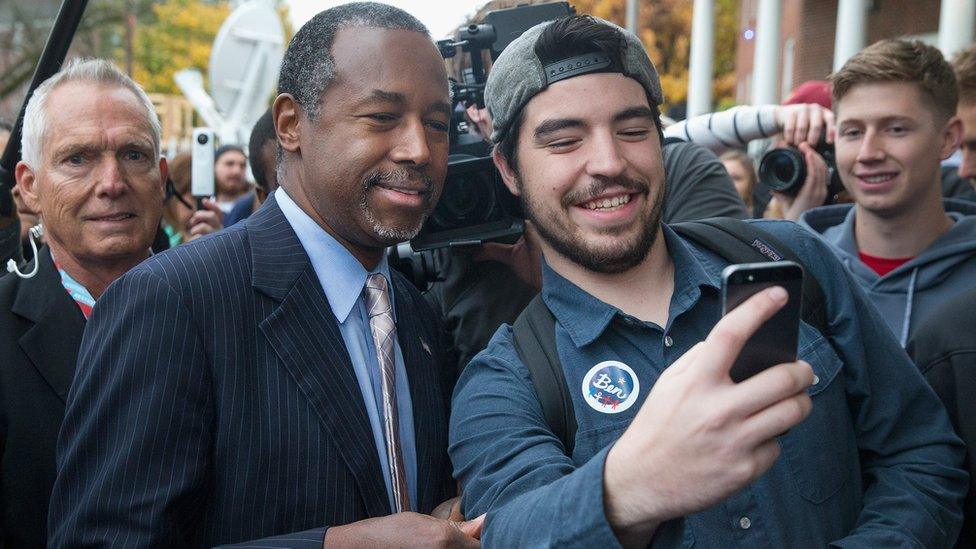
[449,221,967,548]
[799,199,976,346]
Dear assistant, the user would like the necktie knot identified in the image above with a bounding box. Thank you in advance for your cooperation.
[364,273,392,318]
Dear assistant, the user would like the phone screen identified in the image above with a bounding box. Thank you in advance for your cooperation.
[721,261,803,383]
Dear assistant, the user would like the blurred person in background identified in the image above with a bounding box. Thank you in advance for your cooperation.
[160,152,223,247]
[949,44,976,201]
[0,122,16,267]
[0,58,166,548]
[900,42,976,547]
[224,108,279,226]
[0,120,45,265]
[720,150,757,213]
[213,144,249,213]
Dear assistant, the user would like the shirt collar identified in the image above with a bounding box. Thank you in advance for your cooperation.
[274,187,393,323]
[541,224,720,347]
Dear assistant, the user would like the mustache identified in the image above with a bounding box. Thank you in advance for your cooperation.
[362,168,433,192]
[562,176,649,207]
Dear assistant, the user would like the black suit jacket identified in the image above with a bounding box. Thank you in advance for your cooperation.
[0,246,85,548]
[48,196,456,547]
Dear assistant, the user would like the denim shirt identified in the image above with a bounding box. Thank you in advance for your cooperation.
[449,221,967,548]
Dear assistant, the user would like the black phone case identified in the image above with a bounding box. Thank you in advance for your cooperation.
[722,262,803,383]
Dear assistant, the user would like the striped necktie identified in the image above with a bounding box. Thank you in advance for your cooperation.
[363,273,410,512]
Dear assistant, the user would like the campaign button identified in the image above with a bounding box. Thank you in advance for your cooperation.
[580,361,640,414]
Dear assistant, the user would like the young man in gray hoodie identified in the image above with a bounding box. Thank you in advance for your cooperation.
[799,39,976,347]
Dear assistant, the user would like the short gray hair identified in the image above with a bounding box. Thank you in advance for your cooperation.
[21,58,161,168]
[277,2,429,121]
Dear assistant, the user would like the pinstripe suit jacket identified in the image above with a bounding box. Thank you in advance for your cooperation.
[48,196,456,547]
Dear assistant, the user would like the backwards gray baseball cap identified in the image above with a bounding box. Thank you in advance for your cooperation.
[485,16,664,143]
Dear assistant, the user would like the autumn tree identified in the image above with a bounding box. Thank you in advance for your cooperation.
[130,0,230,94]
[1,0,290,103]
[572,0,739,113]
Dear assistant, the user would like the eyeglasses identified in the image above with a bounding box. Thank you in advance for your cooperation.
[165,177,195,211]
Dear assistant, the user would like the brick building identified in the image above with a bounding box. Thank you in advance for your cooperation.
[734,0,950,104]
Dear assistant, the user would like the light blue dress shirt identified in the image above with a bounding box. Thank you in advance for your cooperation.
[275,187,418,511]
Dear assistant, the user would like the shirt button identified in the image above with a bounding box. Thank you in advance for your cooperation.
[739,516,752,530]
[664,335,674,348]
[812,374,820,386]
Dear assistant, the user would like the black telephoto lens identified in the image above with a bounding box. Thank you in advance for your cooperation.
[759,148,807,195]
[197,133,209,145]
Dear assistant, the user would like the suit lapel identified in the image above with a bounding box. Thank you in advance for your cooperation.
[250,196,391,517]
[393,276,448,513]
[11,247,86,403]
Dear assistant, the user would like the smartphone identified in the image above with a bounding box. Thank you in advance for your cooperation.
[721,261,803,383]
[191,127,215,206]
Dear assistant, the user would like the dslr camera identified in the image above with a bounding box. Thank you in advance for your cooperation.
[758,136,844,200]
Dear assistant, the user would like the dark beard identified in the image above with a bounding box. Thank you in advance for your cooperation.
[523,176,665,274]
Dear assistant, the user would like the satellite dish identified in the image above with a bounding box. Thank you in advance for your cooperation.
[175,0,284,145]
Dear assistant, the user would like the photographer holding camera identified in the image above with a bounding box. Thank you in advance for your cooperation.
[665,81,839,220]
[798,39,976,347]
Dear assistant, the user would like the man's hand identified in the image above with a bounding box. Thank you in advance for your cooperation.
[603,287,814,547]
[430,496,465,522]
[770,142,829,221]
[324,512,485,548]
[775,103,835,147]
[186,198,223,241]
[465,104,494,142]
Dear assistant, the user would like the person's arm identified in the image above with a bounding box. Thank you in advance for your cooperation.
[768,222,968,547]
[664,105,779,154]
[664,104,835,156]
[450,342,623,547]
[451,290,814,547]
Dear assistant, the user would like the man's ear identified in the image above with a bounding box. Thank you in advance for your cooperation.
[15,161,41,213]
[158,156,169,198]
[492,147,520,197]
[273,94,302,154]
[941,116,964,161]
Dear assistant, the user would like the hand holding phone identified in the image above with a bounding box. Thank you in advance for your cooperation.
[721,261,803,382]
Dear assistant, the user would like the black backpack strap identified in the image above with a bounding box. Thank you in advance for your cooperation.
[671,217,828,335]
[512,295,577,454]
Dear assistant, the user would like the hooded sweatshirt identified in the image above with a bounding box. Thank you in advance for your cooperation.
[799,198,976,346]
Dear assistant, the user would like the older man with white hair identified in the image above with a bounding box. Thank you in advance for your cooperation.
[0,58,167,547]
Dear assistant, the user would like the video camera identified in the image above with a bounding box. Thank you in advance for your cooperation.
[408,1,575,252]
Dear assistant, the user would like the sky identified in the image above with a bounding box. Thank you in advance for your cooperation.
[287,0,488,39]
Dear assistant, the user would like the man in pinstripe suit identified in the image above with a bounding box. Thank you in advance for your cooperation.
[49,4,481,547]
